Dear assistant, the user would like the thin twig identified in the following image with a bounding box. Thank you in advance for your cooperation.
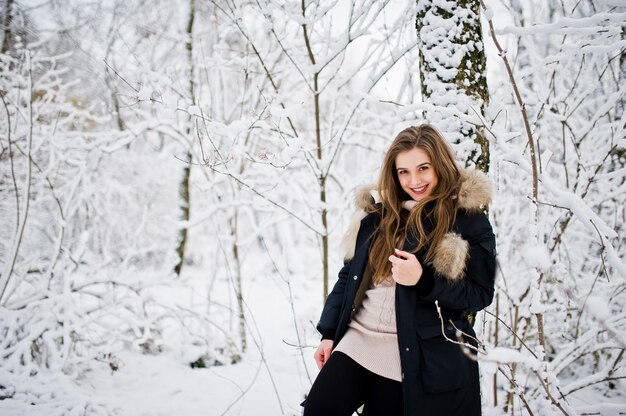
[0,51,34,305]
[498,366,536,416]
[260,236,312,384]
[434,301,483,357]
[103,59,138,93]
[484,310,538,359]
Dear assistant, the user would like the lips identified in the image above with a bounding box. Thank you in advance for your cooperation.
[410,184,428,195]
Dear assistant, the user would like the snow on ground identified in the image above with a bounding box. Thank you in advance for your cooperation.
[87,264,322,416]
[0,258,324,416]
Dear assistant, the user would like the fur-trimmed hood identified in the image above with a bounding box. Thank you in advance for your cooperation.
[341,168,492,281]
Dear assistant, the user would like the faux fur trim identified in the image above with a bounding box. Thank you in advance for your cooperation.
[341,209,368,261]
[457,169,492,213]
[432,232,469,281]
[355,185,376,210]
[341,185,376,260]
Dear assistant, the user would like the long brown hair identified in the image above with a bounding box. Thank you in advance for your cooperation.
[368,125,461,284]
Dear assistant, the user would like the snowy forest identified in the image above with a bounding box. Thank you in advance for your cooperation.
[0,0,624,415]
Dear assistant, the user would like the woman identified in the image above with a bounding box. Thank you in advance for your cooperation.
[303,125,497,416]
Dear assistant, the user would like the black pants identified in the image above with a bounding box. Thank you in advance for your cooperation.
[303,351,403,416]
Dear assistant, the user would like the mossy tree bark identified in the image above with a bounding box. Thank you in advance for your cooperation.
[416,0,490,172]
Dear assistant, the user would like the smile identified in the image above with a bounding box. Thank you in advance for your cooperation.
[410,185,428,195]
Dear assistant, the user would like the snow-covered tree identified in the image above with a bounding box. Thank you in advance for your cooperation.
[416,0,490,170]
[478,0,626,413]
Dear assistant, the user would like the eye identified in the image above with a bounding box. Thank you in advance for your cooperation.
[419,165,429,171]
[398,170,407,175]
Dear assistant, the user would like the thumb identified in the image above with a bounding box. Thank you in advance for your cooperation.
[388,254,402,264]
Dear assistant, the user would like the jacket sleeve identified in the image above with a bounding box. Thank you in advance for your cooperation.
[415,211,496,312]
[316,260,351,340]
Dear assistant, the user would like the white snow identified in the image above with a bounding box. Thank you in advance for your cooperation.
[585,295,611,321]
[187,105,202,117]
[483,346,541,370]
[521,245,551,271]
[137,87,152,101]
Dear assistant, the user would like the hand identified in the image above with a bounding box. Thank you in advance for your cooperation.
[313,339,334,369]
[388,248,423,286]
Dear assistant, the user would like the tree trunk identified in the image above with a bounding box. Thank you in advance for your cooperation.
[174,0,195,276]
[301,0,329,301]
[617,22,626,119]
[1,0,14,54]
[231,215,246,354]
[416,0,490,171]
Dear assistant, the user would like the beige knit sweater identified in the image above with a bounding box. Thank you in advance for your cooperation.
[334,276,402,382]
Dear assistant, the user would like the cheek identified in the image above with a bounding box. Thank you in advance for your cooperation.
[430,173,439,188]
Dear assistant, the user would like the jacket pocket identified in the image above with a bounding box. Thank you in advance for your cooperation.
[416,322,470,393]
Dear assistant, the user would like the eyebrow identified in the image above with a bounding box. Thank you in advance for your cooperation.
[396,162,431,171]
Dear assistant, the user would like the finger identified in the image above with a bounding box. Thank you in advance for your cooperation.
[323,347,332,360]
[320,348,329,364]
[314,351,323,369]
[394,248,413,259]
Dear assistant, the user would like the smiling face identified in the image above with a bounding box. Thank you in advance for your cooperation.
[395,147,438,202]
